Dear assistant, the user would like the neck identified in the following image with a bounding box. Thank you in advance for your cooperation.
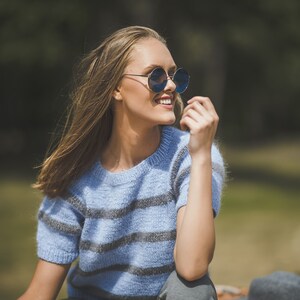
[101,123,162,172]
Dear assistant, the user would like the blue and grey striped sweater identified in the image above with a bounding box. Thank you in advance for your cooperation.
[37,126,225,299]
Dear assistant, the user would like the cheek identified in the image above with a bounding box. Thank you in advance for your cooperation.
[122,82,153,106]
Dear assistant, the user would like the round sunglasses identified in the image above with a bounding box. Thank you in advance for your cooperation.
[124,67,190,94]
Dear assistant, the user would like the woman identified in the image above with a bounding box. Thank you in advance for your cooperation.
[19,26,225,299]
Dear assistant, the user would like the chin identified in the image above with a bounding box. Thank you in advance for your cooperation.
[159,116,176,126]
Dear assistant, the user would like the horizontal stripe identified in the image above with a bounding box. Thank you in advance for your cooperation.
[38,211,82,235]
[69,265,158,299]
[64,193,87,216]
[173,166,190,198]
[80,230,176,253]
[85,191,174,219]
[170,146,188,185]
[76,262,175,277]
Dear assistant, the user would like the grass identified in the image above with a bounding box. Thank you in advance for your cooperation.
[210,139,300,286]
[0,138,299,298]
[223,139,300,182]
[0,179,40,299]
[211,181,300,286]
[0,179,68,299]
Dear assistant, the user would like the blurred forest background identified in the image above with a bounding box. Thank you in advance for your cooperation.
[0,0,299,299]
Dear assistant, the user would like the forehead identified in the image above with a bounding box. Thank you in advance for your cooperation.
[126,38,175,71]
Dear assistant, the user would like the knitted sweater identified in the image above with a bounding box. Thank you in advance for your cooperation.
[37,126,225,299]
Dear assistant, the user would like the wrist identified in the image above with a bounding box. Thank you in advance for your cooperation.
[190,150,212,165]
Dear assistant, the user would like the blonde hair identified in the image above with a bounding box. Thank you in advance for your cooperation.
[34,26,184,198]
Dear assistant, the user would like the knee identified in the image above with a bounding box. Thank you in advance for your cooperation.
[158,271,217,300]
[180,273,217,300]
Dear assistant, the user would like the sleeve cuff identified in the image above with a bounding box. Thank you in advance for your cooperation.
[37,246,78,264]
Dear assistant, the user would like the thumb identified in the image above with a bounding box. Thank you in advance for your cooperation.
[180,118,189,131]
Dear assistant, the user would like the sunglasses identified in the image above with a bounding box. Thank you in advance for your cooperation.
[124,67,190,94]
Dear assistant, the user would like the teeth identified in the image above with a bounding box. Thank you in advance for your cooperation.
[158,99,172,105]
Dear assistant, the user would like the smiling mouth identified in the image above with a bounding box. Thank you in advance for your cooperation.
[155,98,172,105]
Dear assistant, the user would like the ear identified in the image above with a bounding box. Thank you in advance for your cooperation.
[113,87,123,101]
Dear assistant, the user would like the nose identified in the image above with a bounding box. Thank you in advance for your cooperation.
[164,76,176,92]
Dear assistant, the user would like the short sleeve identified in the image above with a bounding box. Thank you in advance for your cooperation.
[173,143,225,217]
[37,194,86,264]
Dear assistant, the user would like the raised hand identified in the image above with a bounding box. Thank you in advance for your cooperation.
[180,96,219,157]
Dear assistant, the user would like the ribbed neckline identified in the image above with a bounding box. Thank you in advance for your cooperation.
[92,126,174,185]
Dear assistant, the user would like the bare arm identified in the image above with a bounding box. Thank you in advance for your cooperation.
[174,96,219,281]
[18,259,71,300]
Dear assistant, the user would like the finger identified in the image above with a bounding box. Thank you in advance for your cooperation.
[180,115,199,132]
[182,107,208,124]
[181,104,219,136]
[182,102,206,117]
[185,97,214,116]
[188,101,218,124]
[187,96,213,108]
[183,102,215,123]
[182,114,217,137]
[180,115,208,134]
[187,96,217,117]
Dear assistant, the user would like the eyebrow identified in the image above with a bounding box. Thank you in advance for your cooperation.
[143,64,177,74]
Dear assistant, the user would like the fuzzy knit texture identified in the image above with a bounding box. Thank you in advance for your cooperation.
[37,125,225,300]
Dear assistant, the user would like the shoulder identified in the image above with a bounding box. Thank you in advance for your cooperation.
[165,126,225,177]
[165,126,224,163]
[68,164,100,202]
[163,127,190,175]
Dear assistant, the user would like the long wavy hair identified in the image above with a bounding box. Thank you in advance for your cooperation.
[33,26,184,198]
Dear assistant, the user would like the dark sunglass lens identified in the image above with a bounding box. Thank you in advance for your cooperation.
[173,68,190,93]
[149,68,167,93]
